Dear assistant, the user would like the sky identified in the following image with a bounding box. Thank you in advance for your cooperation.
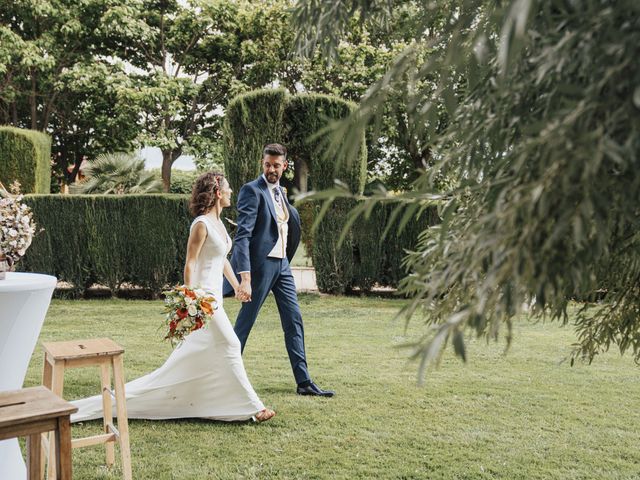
[139,146,196,171]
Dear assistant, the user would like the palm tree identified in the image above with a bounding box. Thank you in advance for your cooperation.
[75,153,163,194]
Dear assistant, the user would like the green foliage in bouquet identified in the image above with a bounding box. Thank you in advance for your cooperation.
[162,285,217,346]
[0,127,51,194]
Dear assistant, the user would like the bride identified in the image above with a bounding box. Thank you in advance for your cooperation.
[72,172,275,423]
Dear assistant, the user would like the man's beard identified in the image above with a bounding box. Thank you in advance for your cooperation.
[266,173,279,183]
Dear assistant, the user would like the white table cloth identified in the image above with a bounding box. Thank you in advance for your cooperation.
[0,272,57,479]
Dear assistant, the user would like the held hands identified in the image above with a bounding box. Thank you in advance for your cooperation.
[235,281,252,303]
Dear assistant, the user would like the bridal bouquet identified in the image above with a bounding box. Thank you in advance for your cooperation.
[0,181,37,263]
[162,285,218,346]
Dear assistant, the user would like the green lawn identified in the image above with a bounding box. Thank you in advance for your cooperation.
[290,246,312,268]
[23,296,640,479]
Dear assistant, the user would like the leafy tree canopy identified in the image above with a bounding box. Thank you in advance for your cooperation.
[1,0,442,192]
[0,0,141,186]
[292,0,640,379]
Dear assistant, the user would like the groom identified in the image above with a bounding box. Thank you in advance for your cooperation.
[226,143,334,397]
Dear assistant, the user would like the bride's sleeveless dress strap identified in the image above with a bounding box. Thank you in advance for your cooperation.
[195,216,230,247]
[190,215,207,231]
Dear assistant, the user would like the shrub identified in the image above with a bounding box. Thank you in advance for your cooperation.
[19,194,192,296]
[0,126,51,193]
[296,201,315,261]
[223,88,288,211]
[303,200,439,293]
[285,94,365,193]
[74,153,162,194]
[223,89,368,293]
[285,94,367,293]
[168,170,199,194]
[149,168,199,194]
[351,204,440,291]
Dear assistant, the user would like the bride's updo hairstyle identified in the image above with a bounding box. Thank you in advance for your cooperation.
[189,172,225,216]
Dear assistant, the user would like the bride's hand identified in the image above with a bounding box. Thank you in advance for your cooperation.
[234,288,250,302]
[237,281,252,302]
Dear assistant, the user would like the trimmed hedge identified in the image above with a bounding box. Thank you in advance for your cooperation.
[0,126,51,193]
[222,88,439,293]
[223,88,288,208]
[16,193,437,296]
[19,194,192,296]
[351,204,440,291]
[285,94,367,293]
[285,94,365,193]
[223,89,369,293]
[300,200,439,293]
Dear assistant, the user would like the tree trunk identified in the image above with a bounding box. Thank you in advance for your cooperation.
[293,156,309,193]
[161,149,181,192]
[29,71,38,130]
[64,151,84,185]
[11,101,18,125]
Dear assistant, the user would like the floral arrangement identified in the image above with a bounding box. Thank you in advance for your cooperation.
[0,181,37,263]
[162,285,217,345]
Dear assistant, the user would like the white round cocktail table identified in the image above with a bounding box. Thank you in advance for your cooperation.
[0,272,57,479]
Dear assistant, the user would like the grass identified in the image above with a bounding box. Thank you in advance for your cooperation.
[290,246,312,268]
[23,295,640,479]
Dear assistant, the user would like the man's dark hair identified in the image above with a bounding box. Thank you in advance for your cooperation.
[263,143,287,159]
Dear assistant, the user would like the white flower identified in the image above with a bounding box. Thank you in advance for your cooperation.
[187,304,197,316]
[0,188,36,260]
[184,296,194,305]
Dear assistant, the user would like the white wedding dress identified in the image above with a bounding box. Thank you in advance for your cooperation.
[71,216,265,422]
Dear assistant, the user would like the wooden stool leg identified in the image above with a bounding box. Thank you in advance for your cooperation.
[42,354,53,389]
[112,354,132,480]
[100,361,115,467]
[47,361,65,480]
[41,354,53,478]
[57,416,73,480]
[27,433,42,480]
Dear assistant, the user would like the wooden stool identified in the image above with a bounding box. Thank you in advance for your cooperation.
[0,386,77,479]
[41,338,132,480]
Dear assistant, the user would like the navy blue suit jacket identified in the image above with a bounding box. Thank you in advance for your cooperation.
[223,176,301,296]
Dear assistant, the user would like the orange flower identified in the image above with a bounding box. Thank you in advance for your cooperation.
[185,289,197,299]
[201,301,213,315]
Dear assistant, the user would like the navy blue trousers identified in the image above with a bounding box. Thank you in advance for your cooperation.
[234,257,310,385]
